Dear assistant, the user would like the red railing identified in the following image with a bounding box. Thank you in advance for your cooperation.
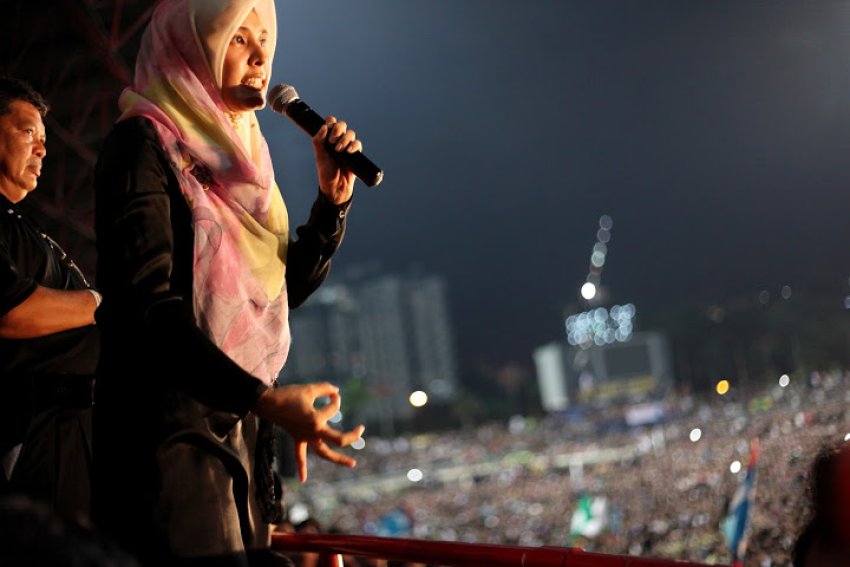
[272,533,723,567]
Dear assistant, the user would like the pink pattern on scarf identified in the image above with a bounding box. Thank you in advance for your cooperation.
[119,0,289,384]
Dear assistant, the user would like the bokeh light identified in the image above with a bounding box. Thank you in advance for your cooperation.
[566,304,634,346]
[689,428,702,443]
[730,461,742,474]
[409,390,429,407]
[289,502,309,524]
[581,282,597,300]
[591,251,606,268]
[716,380,730,395]
[351,437,366,450]
[779,374,790,388]
[407,468,424,482]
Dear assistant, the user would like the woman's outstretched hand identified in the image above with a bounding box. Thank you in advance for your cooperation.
[255,382,365,482]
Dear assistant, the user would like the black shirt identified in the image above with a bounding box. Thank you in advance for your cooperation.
[0,195,99,377]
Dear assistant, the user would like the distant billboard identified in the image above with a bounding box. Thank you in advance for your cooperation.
[533,331,674,411]
[577,332,672,403]
[603,342,652,377]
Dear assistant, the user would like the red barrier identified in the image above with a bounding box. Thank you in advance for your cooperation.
[272,533,723,567]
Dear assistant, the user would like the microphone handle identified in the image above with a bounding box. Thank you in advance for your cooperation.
[285,99,384,188]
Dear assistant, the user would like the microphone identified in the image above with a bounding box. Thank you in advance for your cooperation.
[269,84,384,188]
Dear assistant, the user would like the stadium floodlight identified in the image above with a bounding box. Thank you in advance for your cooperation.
[565,303,635,347]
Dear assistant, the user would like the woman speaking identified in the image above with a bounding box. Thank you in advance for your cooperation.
[93,0,365,563]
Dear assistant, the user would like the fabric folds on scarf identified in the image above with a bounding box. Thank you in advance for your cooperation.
[118,0,289,385]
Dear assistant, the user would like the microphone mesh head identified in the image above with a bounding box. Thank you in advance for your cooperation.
[269,84,299,113]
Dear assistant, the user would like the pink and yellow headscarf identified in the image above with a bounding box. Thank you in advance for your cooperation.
[119,0,289,385]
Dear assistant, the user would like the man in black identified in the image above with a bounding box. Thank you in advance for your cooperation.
[0,76,99,523]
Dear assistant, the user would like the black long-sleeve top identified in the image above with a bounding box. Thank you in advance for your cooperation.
[94,116,350,416]
[0,195,99,378]
[0,195,99,450]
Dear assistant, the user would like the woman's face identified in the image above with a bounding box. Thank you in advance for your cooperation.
[221,9,270,112]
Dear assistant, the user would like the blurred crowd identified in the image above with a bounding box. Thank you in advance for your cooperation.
[286,371,850,567]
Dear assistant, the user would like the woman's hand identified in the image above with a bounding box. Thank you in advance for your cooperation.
[254,382,365,482]
[313,116,363,205]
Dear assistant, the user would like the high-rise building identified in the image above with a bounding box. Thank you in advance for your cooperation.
[533,342,570,412]
[283,270,459,428]
[355,275,416,422]
[283,284,361,385]
[407,276,458,400]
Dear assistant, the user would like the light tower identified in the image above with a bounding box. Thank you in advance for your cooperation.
[579,215,613,304]
[565,214,634,350]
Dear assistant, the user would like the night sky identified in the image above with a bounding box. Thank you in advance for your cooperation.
[260,1,850,367]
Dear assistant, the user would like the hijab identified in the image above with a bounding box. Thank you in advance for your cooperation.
[119,0,289,385]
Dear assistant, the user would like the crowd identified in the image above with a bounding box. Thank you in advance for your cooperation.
[289,371,850,566]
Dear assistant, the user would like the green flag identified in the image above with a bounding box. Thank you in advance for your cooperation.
[570,494,608,539]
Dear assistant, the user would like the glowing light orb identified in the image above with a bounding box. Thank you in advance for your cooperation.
[409,391,429,407]
[581,282,597,300]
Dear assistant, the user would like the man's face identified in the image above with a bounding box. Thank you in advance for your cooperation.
[0,100,46,203]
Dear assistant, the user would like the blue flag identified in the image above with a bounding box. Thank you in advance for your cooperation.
[721,440,759,566]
